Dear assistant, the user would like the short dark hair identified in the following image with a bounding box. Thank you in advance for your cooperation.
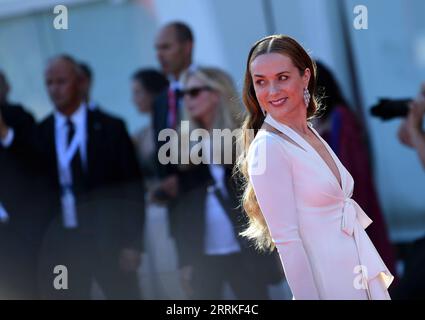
[0,70,7,85]
[168,21,194,43]
[132,69,169,95]
[315,61,348,118]
[79,62,93,81]
[47,54,81,75]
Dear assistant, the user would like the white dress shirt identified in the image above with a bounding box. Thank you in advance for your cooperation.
[204,164,241,255]
[167,63,198,91]
[0,202,9,223]
[1,125,15,223]
[0,128,14,148]
[54,103,88,229]
[54,103,88,186]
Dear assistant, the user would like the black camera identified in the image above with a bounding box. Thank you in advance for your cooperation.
[370,98,412,120]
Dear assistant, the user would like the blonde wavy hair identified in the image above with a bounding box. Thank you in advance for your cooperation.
[235,35,321,252]
[177,66,245,167]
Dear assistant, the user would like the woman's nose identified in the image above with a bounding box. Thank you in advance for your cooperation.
[269,82,279,95]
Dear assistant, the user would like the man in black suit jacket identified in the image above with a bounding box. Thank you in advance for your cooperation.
[151,22,211,239]
[153,22,194,151]
[0,71,45,299]
[32,55,145,299]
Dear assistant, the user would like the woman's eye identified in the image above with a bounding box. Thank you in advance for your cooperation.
[255,79,265,86]
[279,75,288,81]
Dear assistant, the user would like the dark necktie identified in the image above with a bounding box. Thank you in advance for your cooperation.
[66,118,85,193]
[168,88,182,129]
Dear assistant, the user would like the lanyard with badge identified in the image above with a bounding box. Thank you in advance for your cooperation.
[0,202,9,223]
[57,123,82,229]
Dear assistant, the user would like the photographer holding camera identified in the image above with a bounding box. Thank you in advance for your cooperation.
[398,83,425,168]
[391,83,425,299]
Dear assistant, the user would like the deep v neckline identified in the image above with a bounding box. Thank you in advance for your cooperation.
[264,114,344,192]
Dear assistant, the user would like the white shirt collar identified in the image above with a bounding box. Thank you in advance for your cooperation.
[168,63,197,90]
[54,103,87,130]
[54,102,88,171]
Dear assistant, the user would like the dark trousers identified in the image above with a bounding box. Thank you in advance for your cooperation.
[391,236,425,299]
[0,225,39,300]
[38,228,140,300]
[191,253,270,300]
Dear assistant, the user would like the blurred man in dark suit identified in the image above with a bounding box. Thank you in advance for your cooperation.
[0,71,44,299]
[152,22,210,239]
[32,55,145,299]
[153,21,195,179]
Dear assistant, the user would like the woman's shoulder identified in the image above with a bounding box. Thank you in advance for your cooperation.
[248,129,289,155]
[247,130,292,171]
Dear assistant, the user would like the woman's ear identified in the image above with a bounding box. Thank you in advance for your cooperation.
[303,68,311,87]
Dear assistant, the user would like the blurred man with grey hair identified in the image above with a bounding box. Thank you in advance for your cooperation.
[29,55,145,299]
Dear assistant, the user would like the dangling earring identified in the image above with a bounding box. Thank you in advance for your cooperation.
[303,87,311,108]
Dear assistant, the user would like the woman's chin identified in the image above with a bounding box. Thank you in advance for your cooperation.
[268,107,290,119]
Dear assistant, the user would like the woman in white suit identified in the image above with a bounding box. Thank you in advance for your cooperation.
[236,35,394,300]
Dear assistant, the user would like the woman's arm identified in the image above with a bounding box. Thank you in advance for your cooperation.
[248,135,320,299]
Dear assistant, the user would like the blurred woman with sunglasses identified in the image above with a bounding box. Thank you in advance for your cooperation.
[172,67,283,300]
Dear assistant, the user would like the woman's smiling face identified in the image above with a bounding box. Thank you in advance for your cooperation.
[250,52,310,122]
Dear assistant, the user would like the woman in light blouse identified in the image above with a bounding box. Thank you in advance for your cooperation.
[236,35,393,300]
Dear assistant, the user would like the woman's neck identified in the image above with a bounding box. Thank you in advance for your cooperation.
[199,112,216,131]
[274,109,310,136]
